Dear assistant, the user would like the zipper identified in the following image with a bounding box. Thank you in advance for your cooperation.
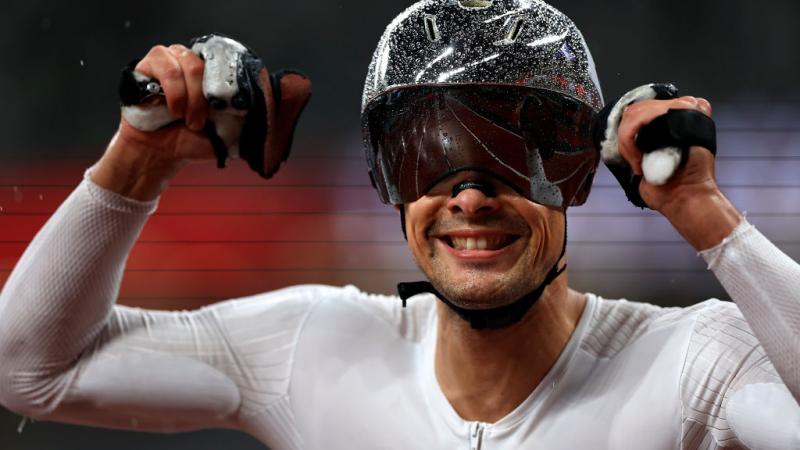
[469,422,485,450]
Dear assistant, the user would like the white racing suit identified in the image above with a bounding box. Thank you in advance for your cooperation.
[0,168,798,449]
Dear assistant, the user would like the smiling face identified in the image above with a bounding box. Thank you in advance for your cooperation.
[404,171,566,310]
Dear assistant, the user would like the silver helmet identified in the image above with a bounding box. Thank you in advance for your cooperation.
[362,0,604,208]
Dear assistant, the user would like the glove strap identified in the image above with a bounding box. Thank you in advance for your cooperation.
[636,108,717,156]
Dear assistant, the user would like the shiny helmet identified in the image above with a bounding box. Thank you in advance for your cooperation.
[361,0,604,208]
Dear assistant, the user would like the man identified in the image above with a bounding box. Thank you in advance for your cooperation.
[1,0,799,449]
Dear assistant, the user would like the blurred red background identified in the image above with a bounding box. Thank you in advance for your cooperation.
[3,107,800,311]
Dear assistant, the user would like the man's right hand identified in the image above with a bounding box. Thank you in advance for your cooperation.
[92,44,216,201]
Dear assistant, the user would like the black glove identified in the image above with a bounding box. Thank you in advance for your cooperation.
[592,83,717,209]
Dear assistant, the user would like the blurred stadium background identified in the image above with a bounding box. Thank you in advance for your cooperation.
[1,0,799,448]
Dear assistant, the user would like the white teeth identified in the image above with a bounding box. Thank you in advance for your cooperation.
[451,237,467,249]
[448,235,513,251]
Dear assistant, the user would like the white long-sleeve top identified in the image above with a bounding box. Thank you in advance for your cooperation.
[0,169,799,450]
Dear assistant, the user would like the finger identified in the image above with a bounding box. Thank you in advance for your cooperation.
[135,45,187,119]
[617,98,696,176]
[674,96,713,116]
[696,97,713,117]
[616,105,649,175]
[168,44,208,131]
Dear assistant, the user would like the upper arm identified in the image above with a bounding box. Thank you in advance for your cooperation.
[726,382,800,450]
[8,285,321,433]
[680,301,800,449]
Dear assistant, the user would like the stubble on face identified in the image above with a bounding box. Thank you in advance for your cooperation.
[409,201,564,310]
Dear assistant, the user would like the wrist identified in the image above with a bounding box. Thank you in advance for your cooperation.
[660,187,743,251]
[91,131,185,201]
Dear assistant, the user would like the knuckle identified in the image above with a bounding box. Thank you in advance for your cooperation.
[621,103,644,123]
[621,103,638,118]
[186,60,205,78]
[697,97,713,111]
[676,96,698,108]
[137,45,168,71]
[133,60,148,73]
[685,101,700,110]
[161,63,183,81]
[148,44,169,57]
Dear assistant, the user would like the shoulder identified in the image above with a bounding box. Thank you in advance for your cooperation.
[207,284,436,343]
[304,285,437,343]
[202,284,333,325]
[580,296,751,359]
[679,297,780,383]
[679,298,768,373]
[583,297,767,374]
[580,294,677,359]
[648,298,774,390]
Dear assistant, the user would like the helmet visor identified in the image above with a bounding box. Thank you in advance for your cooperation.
[363,84,599,208]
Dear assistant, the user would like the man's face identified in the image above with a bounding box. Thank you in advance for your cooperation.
[404,171,566,309]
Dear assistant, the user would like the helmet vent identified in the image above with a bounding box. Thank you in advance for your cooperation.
[458,0,493,9]
[506,17,525,43]
[424,15,441,42]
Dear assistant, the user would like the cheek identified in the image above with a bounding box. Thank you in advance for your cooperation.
[405,202,440,255]
[516,205,562,256]
[540,212,565,256]
[526,220,548,257]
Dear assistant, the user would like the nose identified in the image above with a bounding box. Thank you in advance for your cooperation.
[447,179,501,216]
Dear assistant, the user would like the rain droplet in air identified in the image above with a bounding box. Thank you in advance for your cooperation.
[124,20,132,29]
[80,59,85,67]
[17,417,28,434]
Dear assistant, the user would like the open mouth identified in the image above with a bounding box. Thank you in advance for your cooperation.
[441,233,520,251]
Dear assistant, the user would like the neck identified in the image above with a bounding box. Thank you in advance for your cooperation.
[433,272,586,423]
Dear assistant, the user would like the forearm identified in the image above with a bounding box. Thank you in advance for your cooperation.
[700,219,800,400]
[660,187,743,251]
[0,167,157,413]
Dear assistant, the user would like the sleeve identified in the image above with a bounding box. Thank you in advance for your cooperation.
[0,168,319,435]
[678,220,800,449]
[699,219,800,399]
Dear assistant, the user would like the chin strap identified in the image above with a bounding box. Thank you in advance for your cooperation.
[397,218,568,330]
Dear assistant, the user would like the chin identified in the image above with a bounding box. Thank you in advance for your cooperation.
[431,270,526,310]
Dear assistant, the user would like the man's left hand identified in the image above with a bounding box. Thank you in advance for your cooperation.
[616,97,744,250]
